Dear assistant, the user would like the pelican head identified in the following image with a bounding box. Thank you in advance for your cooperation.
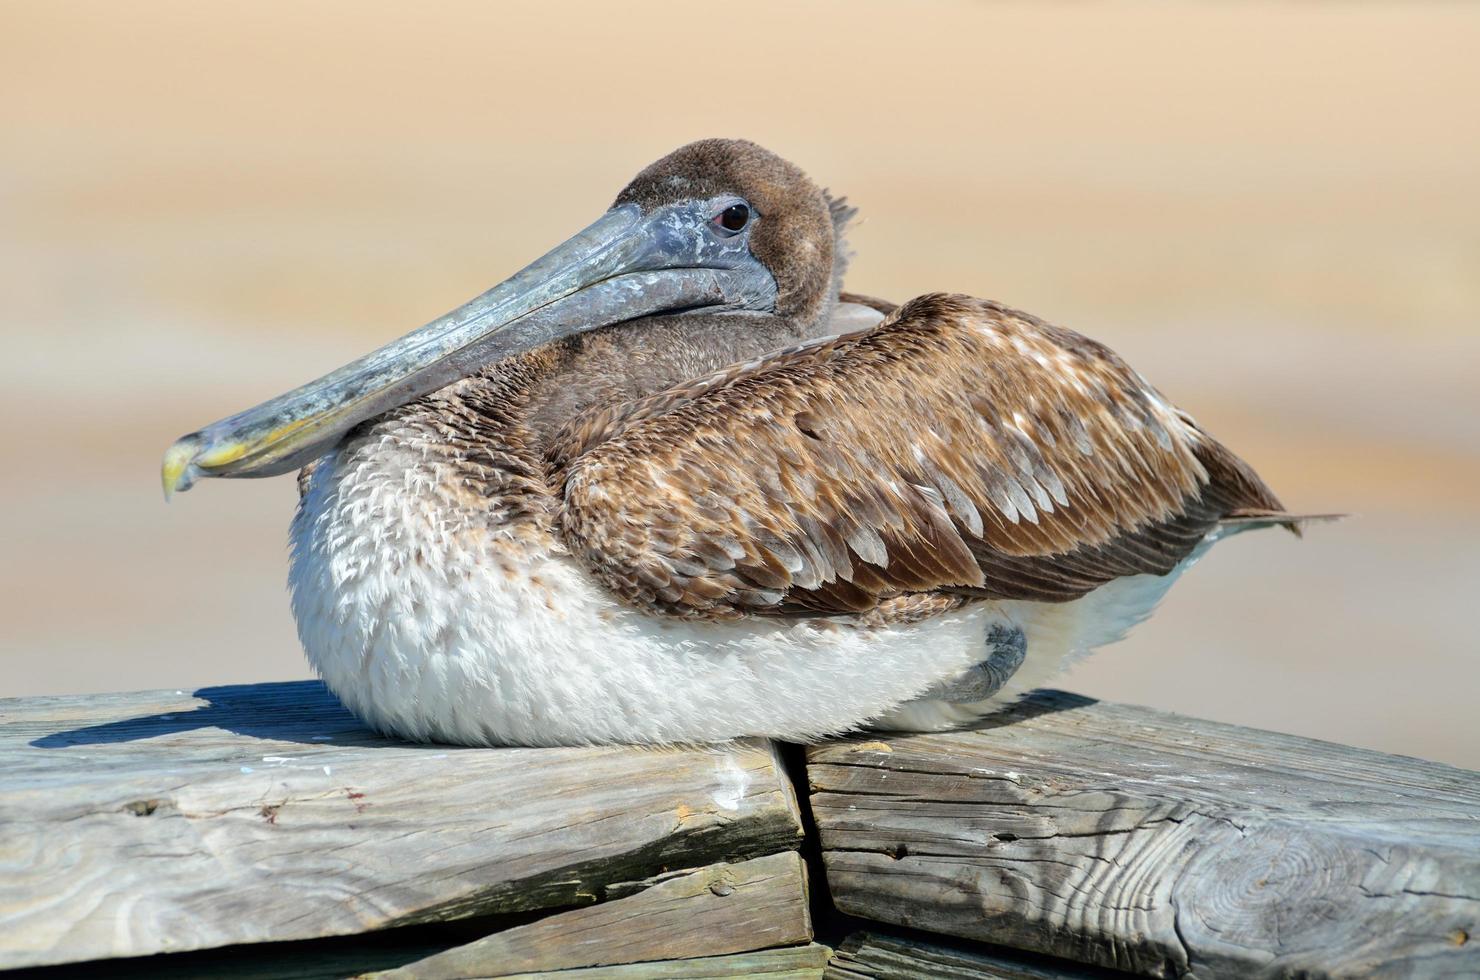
[162,139,841,497]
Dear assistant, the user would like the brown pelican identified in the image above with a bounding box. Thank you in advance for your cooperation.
[162,139,1314,746]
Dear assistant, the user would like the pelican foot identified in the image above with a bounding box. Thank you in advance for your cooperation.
[922,623,1027,702]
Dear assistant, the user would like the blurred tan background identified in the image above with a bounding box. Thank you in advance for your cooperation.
[2,1,1476,765]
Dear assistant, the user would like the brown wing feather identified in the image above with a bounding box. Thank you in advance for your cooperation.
[553,293,1285,619]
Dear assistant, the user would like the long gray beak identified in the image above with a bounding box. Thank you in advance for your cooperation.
[161,202,776,497]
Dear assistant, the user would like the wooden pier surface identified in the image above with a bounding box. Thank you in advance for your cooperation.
[2,683,1476,978]
[810,692,1480,978]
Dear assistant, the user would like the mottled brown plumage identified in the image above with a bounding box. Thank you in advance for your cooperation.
[551,292,1284,619]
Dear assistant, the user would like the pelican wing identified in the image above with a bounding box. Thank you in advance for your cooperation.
[553,293,1285,618]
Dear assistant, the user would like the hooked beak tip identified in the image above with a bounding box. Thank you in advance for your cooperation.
[161,437,199,502]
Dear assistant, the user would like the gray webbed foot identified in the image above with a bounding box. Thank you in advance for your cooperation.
[922,623,1027,702]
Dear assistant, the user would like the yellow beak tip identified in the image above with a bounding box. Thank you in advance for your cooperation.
[161,440,197,502]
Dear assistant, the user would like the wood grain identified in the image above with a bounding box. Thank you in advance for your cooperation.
[487,942,833,979]
[0,681,802,969]
[824,930,1119,979]
[378,851,811,978]
[808,691,1480,978]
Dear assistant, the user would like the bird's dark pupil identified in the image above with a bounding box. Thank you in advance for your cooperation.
[720,203,750,231]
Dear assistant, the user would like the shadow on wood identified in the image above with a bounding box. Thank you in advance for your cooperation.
[27,680,391,749]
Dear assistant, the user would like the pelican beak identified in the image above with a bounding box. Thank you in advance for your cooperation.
[162,203,776,498]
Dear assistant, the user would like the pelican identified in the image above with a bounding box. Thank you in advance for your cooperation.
[163,139,1315,746]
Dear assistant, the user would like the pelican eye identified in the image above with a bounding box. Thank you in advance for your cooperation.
[715,203,751,233]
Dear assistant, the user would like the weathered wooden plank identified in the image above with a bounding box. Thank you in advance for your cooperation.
[0,681,803,969]
[808,691,1480,979]
[824,930,1125,979]
[377,851,811,978]
[489,942,832,979]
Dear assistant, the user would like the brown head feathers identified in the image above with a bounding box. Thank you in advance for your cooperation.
[617,138,843,327]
